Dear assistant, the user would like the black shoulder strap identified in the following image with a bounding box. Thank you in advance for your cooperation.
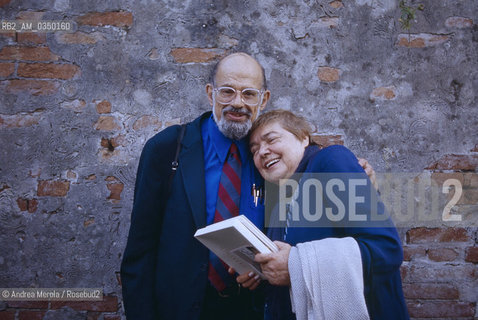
[168,124,186,194]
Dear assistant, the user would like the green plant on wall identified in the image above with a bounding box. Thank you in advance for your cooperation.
[399,0,425,31]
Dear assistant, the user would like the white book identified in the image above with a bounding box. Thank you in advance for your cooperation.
[194,215,278,278]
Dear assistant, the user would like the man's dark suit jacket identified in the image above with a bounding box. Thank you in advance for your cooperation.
[121,112,213,319]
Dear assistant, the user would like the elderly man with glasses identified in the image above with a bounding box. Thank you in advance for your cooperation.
[121,52,271,320]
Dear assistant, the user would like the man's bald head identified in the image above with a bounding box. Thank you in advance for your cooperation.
[209,52,268,90]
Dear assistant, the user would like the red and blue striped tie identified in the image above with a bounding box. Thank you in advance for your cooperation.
[208,143,242,292]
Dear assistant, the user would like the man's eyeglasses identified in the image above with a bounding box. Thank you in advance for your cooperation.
[213,86,264,106]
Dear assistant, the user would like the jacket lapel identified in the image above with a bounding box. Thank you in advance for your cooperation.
[179,113,209,229]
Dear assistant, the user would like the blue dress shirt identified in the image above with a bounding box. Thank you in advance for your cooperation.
[201,115,264,229]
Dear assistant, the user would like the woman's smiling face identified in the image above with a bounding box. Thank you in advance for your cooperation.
[250,121,309,184]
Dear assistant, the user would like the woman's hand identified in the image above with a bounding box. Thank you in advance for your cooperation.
[255,241,292,286]
[358,157,378,190]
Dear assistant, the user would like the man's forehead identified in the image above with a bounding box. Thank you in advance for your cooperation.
[216,55,262,83]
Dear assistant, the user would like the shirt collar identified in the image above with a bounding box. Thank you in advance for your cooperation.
[207,115,249,164]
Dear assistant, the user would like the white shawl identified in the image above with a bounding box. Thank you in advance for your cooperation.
[288,237,370,320]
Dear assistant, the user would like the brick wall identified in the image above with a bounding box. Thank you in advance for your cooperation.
[0,0,476,319]
[399,156,478,319]
[0,299,120,320]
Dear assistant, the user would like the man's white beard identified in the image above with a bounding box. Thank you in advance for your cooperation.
[212,97,259,140]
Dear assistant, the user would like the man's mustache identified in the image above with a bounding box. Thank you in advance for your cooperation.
[222,106,252,118]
